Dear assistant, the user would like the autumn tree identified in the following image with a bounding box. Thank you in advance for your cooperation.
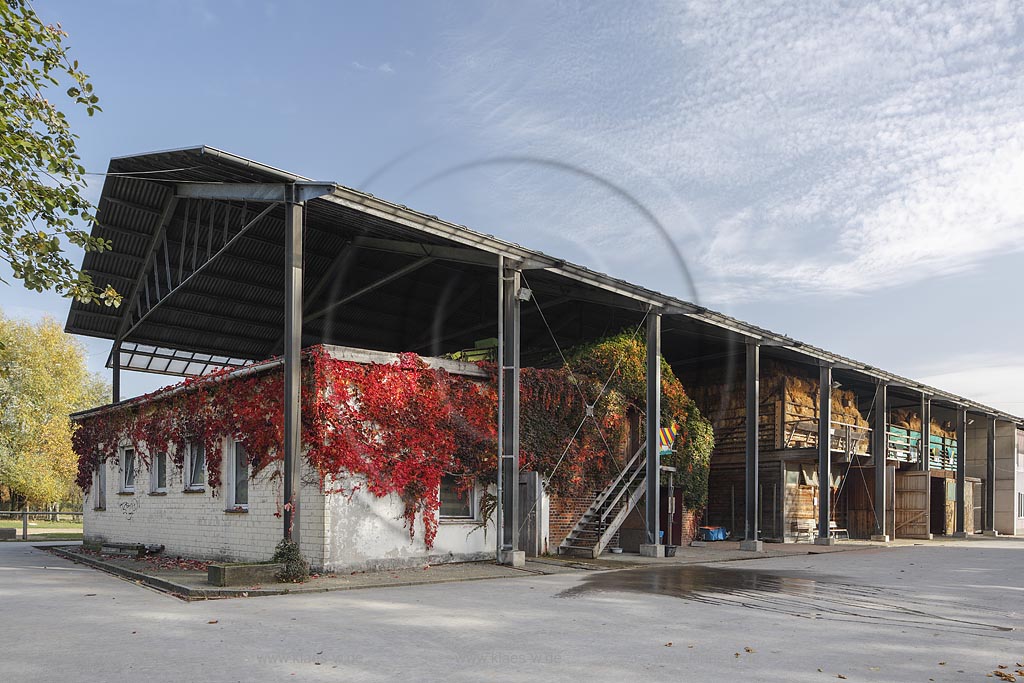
[0,311,107,508]
[1,1,120,305]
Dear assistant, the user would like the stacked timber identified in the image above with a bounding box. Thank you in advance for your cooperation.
[889,407,957,440]
[684,369,782,466]
[775,364,869,453]
[682,359,871,460]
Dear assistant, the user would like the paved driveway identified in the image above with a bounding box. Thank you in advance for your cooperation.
[2,539,1022,682]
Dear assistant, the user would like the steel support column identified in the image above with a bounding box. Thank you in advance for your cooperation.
[985,416,996,533]
[643,313,662,548]
[816,364,833,544]
[112,340,121,403]
[921,394,931,471]
[282,197,303,548]
[496,259,522,565]
[872,382,888,540]
[955,408,967,536]
[740,341,761,551]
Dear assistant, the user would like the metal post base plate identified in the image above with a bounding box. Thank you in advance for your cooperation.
[814,537,837,546]
[952,532,970,539]
[497,550,526,567]
[739,540,764,552]
[869,534,890,542]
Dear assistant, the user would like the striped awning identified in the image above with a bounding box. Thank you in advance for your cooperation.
[659,424,679,454]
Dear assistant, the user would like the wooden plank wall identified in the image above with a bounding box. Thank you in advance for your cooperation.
[705,463,784,540]
[894,471,930,538]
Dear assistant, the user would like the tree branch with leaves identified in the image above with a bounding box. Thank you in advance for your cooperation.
[0,0,119,305]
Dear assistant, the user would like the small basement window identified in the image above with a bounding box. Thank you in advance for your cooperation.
[151,452,167,493]
[439,474,474,519]
[120,447,136,493]
[228,441,249,510]
[185,442,206,491]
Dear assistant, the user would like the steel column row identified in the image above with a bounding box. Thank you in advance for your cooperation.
[955,407,967,536]
[497,262,521,556]
[743,342,760,546]
[817,364,833,542]
[645,314,662,546]
[282,198,303,548]
[872,382,888,539]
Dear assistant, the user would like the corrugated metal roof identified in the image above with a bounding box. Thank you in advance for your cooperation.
[65,146,1023,425]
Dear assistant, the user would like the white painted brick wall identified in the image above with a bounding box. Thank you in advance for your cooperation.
[322,475,496,572]
[83,442,326,567]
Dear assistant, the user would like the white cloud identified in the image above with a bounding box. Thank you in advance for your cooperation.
[917,355,1024,416]
[432,1,1024,304]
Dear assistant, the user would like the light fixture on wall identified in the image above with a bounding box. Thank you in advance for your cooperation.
[515,287,533,302]
[831,380,842,389]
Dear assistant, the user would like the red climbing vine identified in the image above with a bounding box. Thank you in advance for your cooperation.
[73,336,714,549]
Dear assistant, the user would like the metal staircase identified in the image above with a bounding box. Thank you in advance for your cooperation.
[557,442,648,558]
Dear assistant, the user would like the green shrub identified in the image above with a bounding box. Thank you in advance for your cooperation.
[271,538,309,583]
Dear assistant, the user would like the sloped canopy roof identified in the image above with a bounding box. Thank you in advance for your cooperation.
[65,146,1022,425]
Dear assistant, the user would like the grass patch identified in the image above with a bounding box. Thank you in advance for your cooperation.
[0,518,82,529]
[0,532,83,541]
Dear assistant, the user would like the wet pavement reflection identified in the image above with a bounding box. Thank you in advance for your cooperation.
[559,564,828,601]
[557,564,1015,635]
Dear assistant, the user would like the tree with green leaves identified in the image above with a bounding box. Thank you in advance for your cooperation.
[0,311,107,508]
[1,0,120,305]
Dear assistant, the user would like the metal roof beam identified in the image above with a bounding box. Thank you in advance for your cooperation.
[176,181,335,203]
[303,256,436,324]
[351,236,496,267]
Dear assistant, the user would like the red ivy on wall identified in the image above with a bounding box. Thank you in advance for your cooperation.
[74,337,712,548]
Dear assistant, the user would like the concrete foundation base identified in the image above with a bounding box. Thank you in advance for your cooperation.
[983,530,1000,537]
[739,540,764,552]
[814,537,837,546]
[870,534,890,542]
[639,544,665,558]
[952,532,970,539]
[497,550,525,567]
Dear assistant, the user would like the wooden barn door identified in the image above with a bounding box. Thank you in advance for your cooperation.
[894,471,930,539]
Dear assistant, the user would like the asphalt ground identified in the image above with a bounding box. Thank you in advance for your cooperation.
[2,537,1022,682]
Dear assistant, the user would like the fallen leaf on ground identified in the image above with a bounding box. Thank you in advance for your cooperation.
[838,676,847,680]
[207,620,218,624]
[745,647,755,653]
[664,642,672,647]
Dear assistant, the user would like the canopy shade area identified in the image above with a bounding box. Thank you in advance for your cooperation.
[65,145,1021,425]
[65,145,1022,559]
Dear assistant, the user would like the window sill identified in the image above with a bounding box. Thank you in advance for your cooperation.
[117,491,135,496]
[182,487,206,494]
[148,491,167,497]
[224,507,249,514]
[439,517,477,525]
[93,507,106,511]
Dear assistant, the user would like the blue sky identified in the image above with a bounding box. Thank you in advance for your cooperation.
[5,1,1023,413]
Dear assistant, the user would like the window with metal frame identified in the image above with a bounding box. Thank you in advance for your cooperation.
[185,442,206,490]
[151,451,167,493]
[228,441,248,509]
[94,463,107,509]
[121,447,136,492]
[439,474,474,519]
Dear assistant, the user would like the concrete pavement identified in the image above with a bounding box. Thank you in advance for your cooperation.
[1,539,1023,681]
